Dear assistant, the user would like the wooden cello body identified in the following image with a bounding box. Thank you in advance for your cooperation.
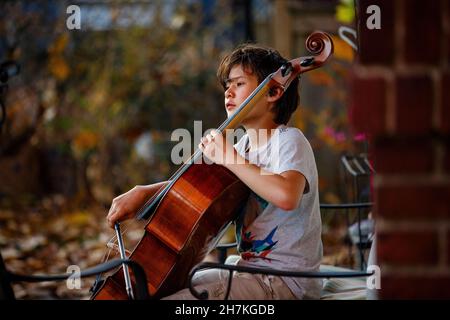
[91,31,333,300]
[92,162,249,299]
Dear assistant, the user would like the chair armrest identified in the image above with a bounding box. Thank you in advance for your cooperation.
[188,262,374,300]
[320,202,373,210]
[3,258,149,300]
[215,242,238,250]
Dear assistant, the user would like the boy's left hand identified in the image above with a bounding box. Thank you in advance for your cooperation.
[199,129,237,166]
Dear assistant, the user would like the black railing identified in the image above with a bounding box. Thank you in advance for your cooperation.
[188,262,374,300]
[0,254,149,300]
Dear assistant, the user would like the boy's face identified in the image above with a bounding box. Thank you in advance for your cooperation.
[223,64,260,119]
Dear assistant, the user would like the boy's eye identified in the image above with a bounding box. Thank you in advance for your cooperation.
[237,82,244,86]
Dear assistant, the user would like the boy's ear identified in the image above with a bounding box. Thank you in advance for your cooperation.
[267,86,284,103]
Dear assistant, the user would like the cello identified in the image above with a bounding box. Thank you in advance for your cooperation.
[91,31,334,300]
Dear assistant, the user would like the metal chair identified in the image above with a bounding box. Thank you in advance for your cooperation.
[340,153,375,270]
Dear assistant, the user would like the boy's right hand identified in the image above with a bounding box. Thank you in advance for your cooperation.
[106,185,157,229]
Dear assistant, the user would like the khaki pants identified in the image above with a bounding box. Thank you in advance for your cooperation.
[162,255,296,300]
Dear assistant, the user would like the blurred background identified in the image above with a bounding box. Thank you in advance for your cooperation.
[0,0,372,299]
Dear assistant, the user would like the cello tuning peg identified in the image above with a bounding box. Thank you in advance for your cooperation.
[280,62,293,77]
[300,57,315,67]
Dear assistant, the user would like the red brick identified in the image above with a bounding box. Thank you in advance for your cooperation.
[404,0,442,65]
[444,139,450,173]
[380,276,450,299]
[447,231,450,266]
[395,75,433,135]
[376,185,450,220]
[448,31,450,67]
[377,231,439,266]
[443,1,450,64]
[349,75,387,135]
[372,137,433,174]
[441,72,450,134]
[356,0,394,65]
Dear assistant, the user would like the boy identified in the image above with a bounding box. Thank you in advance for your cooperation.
[106,44,323,300]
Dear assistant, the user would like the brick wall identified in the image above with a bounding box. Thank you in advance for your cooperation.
[350,0,450,299]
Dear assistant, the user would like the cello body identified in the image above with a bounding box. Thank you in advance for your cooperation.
[92,162,249,299]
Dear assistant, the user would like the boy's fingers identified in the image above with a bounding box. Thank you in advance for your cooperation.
[107,205,124,228]
[108,211,125,228]
[107,208,115,219]
[107,202,118,218]
[107,208,113,219]
[107,214,115,228]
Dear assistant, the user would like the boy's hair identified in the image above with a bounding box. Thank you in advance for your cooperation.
[217,43,299,125]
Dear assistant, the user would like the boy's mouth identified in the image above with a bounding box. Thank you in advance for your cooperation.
[226,103,236,111]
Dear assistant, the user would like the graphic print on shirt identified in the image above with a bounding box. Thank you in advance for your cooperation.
[239,226,279,261]
[236,192,278,261]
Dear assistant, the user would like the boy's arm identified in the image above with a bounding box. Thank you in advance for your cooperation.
[199,131,306,211]
[225,155,306,211]
[106,181,168,228]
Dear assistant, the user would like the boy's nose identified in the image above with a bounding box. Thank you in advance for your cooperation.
[225,87,234,98]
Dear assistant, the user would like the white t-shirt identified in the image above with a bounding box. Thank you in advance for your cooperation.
[233,125,323,299]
